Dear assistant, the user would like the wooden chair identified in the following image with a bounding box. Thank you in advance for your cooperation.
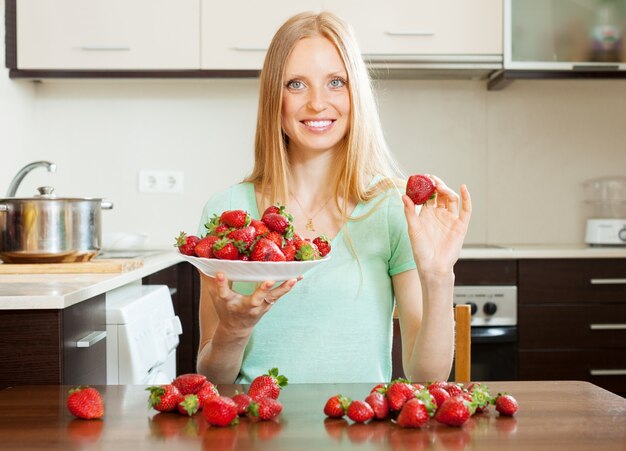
[454,304,472,382]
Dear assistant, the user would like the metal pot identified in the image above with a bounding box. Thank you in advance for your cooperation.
[0,186,113,263]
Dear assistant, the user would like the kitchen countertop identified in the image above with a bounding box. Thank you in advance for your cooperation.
[1,244,626,310]
[0,381,624,450]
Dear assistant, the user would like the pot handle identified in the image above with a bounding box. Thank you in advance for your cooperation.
[101,201,114,210]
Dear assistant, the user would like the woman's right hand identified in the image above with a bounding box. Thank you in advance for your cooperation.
[204,271,302,336]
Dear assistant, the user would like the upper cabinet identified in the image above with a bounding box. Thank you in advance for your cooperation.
[323,0,502,57]
[200,0,320,70]
[15,0,200,70]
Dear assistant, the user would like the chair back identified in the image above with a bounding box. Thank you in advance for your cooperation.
[454,304,472,382]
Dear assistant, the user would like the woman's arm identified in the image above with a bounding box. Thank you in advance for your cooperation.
[196,271,301,383]
[393,269,455,382]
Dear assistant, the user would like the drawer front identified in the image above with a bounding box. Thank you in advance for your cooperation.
[519,349,626,396]
[519,259,626,304]
[519,304,626,349]
[454,259,517,285]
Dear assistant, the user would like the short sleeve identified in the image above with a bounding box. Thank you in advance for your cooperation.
[387,193,417,276]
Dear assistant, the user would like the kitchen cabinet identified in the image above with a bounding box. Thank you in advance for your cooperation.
[143,262,200,376]
[323,0,502,57]
[15,0,200,70]
[201,0,320,70]
[0,294,106,388]
[518,259,626,397]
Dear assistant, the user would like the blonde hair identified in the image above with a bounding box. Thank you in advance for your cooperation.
[244,10,404,219]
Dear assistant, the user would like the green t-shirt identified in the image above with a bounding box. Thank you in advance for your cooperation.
[197,182,416,383]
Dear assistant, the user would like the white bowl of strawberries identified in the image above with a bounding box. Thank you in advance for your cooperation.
[175,206,330,282]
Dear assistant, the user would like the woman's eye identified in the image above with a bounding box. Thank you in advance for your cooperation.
[329,78,346,88]
[286,80,304,90]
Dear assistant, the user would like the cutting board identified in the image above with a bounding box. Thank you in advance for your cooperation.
[0,258,144,274]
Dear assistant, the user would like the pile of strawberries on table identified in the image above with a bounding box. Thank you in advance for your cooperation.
[176,205,331,262]
[324,378,518,428]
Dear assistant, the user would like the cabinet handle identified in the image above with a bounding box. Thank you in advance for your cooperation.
[590,323,626,330]
[79,46,131,52]
[589,278,626,285]
[76,331,107,348]
[590,369,626,376]
[385,30,435,37]
[232,47,267,52]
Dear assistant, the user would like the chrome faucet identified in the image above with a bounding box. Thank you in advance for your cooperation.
[6,161,57,197]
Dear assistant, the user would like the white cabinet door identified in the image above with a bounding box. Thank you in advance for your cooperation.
[201,0,321,70]
[16,0,200,70]
[322,0,502,56]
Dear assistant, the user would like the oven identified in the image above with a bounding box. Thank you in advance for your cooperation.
[453,286,518,381]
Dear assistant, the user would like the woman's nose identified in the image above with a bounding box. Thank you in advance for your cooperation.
[306,87,327,112]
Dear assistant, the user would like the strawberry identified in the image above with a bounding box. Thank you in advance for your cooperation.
[294,240,320,261]
[220,210,250,228]
[248,397,283,421]
[427,380,447,391]
[203,396,239,427]
[435,395,472,427]
[178,394,200,416]
[397,398,429,428]
[412,383,425,391]
[228,226,257,252]
[214,224,232,237]
[386,380,416,411]
[312,235,331,257]
[468,383,493,413]
[265,231,285,249]
[194,235,218,258]
[232,392,253,416]
[414,388,438,417]
[288,233,304,247]
[428,386,451,409]
[324,394,352,418]
[494,393,518,416]
[346,400,374,423]
[196,382,220,408]
[175,231,200,256]
[262,212,293,238]
[172,373,208,395]
[213,238,240,260]
[66,386,104,420]
[251,219,270,237]
[250,238,286,262]
[406,174,436,205]
[364,391,389,420]
[147,384,184,413]
[444,383,465,397]
[248,368,288,400]
[370,383,388,394]
[281,243,296,261]
[262,205,282,217]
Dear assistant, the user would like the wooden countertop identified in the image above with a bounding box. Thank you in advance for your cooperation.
[0,381,624,450]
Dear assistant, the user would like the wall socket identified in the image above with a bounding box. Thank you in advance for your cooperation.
[138,170,184,194]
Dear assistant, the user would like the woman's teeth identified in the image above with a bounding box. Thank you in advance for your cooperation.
[303,120,332,128]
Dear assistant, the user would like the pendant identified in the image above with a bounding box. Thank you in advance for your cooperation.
[305,218,315,231]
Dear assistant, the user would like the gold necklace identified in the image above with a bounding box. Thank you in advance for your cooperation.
[290,193,332,232]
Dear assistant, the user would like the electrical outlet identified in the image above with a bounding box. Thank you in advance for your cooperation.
[138,170,184,193]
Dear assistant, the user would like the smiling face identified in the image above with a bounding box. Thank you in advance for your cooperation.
[281,36,351,156]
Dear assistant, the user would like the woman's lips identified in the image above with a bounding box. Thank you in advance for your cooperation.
[301,119,335,132]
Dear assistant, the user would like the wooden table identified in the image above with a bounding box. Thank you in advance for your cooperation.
[0,381,624,450]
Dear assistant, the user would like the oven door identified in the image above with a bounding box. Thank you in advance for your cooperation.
[470,326,518,381]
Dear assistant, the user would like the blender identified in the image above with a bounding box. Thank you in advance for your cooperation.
[583,177,626,246]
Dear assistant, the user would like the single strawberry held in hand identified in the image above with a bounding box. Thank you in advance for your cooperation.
[406,174,436,205]
[248,368,288,400]
[66,386,104,420]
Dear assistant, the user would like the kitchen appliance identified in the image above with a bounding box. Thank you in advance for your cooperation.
[583,177,626,246]
[453,286,518,381]
[0,186,113,263]
[490,0,626,89]
[105,284,182,384]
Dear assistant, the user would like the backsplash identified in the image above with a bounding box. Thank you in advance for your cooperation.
[4,77,623,248]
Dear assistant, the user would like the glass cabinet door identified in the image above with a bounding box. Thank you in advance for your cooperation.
[506,0,626,69]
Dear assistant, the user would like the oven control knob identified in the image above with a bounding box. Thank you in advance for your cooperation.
[467,302,478,315]
[483,302,498,316]
[619,227,626,242]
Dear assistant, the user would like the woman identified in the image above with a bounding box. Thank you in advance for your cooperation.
[196,11,471,384]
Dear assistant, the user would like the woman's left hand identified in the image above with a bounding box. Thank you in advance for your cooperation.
[402,175,472,275]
